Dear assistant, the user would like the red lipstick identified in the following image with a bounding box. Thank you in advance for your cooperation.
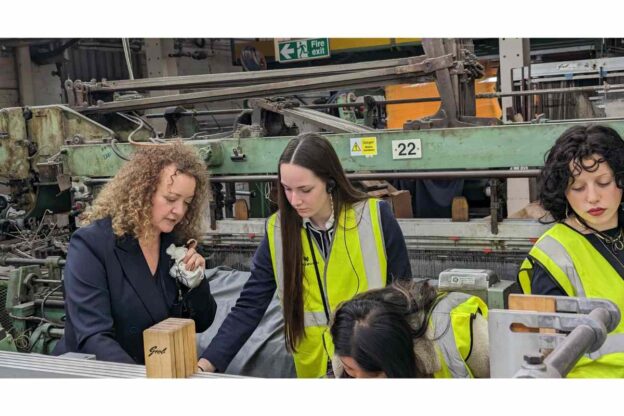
[587,208,605,216]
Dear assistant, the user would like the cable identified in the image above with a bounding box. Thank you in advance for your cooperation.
[41,283,63,324]
[110,138,131,161]
[121,38,135,80]
[305,227,330,322]
[116,112,164,144]
[343,201,361,297]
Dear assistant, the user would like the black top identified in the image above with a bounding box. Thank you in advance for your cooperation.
[200,200,412,372]
[530,223,624,296]
[53,217,217,364]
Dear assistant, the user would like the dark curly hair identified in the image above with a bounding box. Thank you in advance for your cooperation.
[538,124,624,222]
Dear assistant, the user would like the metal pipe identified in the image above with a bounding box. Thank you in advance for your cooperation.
[209,169,541,183]
[0,257,66,266]
[477,83,624,98]
[32,279,63,284]
[144,98,446,118]
[86,56,430,92]
[143,82,624,119]
[84,169,540,184]
[543,307,610,377]
[34,299,64,307]
[76,57,453,114]
[543,324,596,377]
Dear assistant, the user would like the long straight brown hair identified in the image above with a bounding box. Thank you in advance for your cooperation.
[277,133,368,351]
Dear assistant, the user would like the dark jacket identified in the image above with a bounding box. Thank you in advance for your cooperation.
[200,199,411,372]
[53,217,216,364]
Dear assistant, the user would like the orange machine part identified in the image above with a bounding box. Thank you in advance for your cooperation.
[385,68,501,128]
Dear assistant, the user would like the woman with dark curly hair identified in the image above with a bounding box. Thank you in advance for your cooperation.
[329,280,489,378]
[53,143,217,365]
[518,124,624,377]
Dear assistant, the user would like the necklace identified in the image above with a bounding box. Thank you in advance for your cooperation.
[595,234,624,274]
[595,228,624,251]
[573,216,624,252]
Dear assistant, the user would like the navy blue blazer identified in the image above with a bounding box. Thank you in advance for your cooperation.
[53,217,216,364]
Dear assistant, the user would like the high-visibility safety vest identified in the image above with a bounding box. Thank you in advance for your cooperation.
[430,292,488,378]
[267,199,388,378]
[518,223,624,378]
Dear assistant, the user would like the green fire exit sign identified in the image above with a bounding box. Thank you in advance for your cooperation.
[275,38,330,63]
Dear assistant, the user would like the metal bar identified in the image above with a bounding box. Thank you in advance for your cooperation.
[65,119,624,178]
[75,57,453,114]
[279,107,375,133]
[0,350,242,378]
[82,169,540,184]
[478,83,624,98]
[207,170,541,183]
[0,257,66,267]
[34,299,64,307]
[87,56,429,92]
[144,82,624,119]
[31,279,63,284]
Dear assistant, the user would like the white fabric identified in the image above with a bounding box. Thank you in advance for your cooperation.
[166,243,204,289]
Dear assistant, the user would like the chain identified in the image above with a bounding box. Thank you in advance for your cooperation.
[595,235,624,272]
[573,215,624,252]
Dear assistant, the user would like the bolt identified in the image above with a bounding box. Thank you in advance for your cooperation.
[523,353,544,365]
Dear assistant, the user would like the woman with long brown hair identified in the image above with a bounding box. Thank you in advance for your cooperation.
[198,132,411,377]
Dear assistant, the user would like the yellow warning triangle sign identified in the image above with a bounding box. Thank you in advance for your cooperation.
[352,143,361,152]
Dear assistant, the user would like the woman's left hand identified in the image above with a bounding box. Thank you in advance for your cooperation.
[183,239,205,272]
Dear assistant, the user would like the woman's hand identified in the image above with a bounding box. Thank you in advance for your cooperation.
[183,239,205,272]
[197,358,216,373]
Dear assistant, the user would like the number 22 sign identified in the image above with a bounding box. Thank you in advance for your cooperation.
[391,139,422,160]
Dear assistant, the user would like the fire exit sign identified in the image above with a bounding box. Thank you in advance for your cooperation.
[275,38,330,63]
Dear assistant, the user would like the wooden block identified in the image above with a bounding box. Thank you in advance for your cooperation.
[384,190,413,218]
[508,294,556,334]
[234,199,249,220]
[359,180,389,191]
[154,321,186,378]
[143,326,176,378]
[451,196,469,222]
[166,318,197,375]
[143,318,196,378]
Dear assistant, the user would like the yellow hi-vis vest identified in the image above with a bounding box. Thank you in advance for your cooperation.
[267,199,388,378]
[430,292,488,378]
[517,223,624,378]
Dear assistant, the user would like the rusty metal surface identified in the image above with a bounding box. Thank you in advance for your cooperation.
[85,55,430,92]
[75,56,454,114]
[0,107,29,179]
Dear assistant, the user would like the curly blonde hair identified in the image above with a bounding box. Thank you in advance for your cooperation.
[84,142,210,242]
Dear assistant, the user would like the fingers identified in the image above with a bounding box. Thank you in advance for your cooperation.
[183,251,205,272]
[197,358,216,373]
[182,247,195,264]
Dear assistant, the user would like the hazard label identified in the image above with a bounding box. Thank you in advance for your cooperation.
[350,137,377,157]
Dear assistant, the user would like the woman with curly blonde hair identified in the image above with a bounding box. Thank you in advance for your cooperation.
[54,143,217,365]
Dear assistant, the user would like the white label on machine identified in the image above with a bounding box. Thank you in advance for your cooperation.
[449,275,476,287]
[391,139,422,159]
